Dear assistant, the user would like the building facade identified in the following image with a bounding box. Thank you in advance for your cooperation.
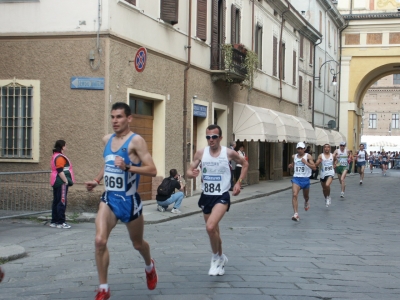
[363,74,400,137]
[0,0,321,208]
[337,0,400,151]
[291,0,346,145]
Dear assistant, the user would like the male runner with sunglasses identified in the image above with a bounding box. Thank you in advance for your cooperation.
[187,124,248,276]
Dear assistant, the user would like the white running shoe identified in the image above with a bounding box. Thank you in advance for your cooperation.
[340,192,344,198]
[325,198,328,207]
[57,223,71,229]
[171,208,181,214]
[49,223,57,228]
[157,205,165,212]
[208,257,219,276]
[327,196,331,206]
[217,254,228,276]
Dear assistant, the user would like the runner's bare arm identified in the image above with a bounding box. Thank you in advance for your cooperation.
[186,148,204,178]
[128,135,157,177]
[306,154,316,171]
[314,154,323,167]
[288,154,295,169]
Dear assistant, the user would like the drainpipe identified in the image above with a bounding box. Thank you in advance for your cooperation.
[279,6,290,103]
[183,0,192,188]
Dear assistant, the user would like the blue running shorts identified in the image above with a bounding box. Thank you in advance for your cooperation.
[291,177,310,190]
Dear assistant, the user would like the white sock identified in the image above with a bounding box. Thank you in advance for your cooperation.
[145,262,153,272]
[99,284,109,291]
[212,253,219,261]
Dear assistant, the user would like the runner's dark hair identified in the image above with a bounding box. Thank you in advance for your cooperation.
[207,124,222,136]
[112,102,132,117]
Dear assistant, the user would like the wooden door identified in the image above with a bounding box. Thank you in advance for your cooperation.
[129,115,153,200]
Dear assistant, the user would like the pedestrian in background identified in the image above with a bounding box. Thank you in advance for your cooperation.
[50,140,75,229]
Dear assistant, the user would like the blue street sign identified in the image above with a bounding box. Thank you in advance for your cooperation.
[193,104,207,118]
[70,77,104,90]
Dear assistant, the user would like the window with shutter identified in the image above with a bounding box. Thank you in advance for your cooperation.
[293,51,296,86]
[124,0,136,5]
[308,80,312,108]
[273,36,277,76]
[197,0,207,41]
[160,0,179,25]
[231,5,240,44]
[299,35,304,59]
[280,43,286,80]
[255,25,263,69]
[210,0,226,70]
[299,76,303,104]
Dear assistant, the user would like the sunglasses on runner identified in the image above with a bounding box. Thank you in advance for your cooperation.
[206,135,219,140]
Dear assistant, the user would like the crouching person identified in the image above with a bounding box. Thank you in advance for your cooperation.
[156,169,185,214]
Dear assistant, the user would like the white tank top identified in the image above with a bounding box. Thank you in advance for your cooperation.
[320,153,335,177]
[293,154,312,178]
[201,146,231,195]
[357,150,366,162]
[337,148,348,167]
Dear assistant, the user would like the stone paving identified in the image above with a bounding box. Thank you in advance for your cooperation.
[1,169,400,299]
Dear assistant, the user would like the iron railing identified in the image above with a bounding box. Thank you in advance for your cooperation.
[0,171,52,219]
[211,43,247,77]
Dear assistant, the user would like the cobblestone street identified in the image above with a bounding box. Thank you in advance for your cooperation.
[1,170,400,299]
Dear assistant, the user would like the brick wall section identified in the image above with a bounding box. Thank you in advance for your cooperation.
[389,33,400,44]
[345,33,360,45]
[367,33,382,45]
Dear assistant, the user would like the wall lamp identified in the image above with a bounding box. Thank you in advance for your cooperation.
[314,59,340,88]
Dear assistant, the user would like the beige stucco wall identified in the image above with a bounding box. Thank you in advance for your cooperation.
[0,34,303,211]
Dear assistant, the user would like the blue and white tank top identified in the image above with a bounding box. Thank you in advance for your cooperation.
[320,153,335,177]
[103,133,141,198]
[337,148,348,167]
[201,146,231,195]
[381,154,388,162]
[293,154,312,178]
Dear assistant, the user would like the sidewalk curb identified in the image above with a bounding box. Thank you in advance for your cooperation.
[0,245,27,263]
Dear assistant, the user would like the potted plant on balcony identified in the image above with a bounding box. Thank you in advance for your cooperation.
[222,43,258,88]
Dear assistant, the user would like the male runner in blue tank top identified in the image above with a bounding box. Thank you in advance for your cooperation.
[288,142,316,221]
[187,124,248,276]
[85,102,158,300]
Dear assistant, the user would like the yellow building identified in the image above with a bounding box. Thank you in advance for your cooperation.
[338,0,400,151]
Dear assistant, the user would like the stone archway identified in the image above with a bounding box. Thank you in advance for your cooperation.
[340,57,400,151]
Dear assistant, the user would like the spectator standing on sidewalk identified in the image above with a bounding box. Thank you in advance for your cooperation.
[156,169,185,214]
[85,102,158,300]
[49,140,75,229]
[288,142,316,222]
[187,124,248,276]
